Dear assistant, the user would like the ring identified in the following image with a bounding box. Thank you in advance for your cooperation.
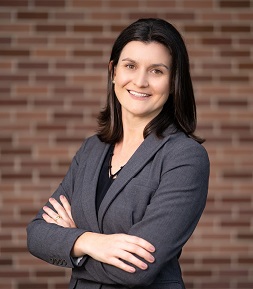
[55,215,62,222]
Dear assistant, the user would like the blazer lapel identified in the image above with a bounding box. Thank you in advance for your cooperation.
[97,129,174,231]
[80,138,110,233]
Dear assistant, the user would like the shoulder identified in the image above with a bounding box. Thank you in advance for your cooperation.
[74,134,107,162]
[161,130,210,170]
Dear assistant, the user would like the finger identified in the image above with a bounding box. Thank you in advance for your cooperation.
[118,250,149,270]
[108,257,136,273]
[126,235,155,252]
[60,195,73,220]
[49,198,70,220]
[43,207,69,227]
[43,205,60,221]
[42,213,56,224]
[120,242,155,264]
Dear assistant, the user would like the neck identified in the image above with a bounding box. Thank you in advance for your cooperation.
[120,114,149,143]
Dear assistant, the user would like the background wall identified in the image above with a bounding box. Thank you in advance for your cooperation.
[0,0,252,288]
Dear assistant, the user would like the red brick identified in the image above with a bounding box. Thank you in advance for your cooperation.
[220,25,251,33]
[53,86,84,94]
[17,12,48,19]
[35,75,66,82]
[16,37,48,45]
[220,50,250,57]
[0,99,28,106]
[202,37,232,45]
[0,0,28,7]
[35,270,65,277]
[34,0,65,7]
[237,283,253,289]
[18,283,49,289]
[144,0,176,8]
[15,111,48,121]
[184,25,214,33]
[0,75,29,82]
[0,37,12,45]
[0,50,29,57]
[55,136,84,144]
[202,257,231,265]
[36,124,67,131]
[39,172,66,179]
[238,63,253,70]
[0,270,29,278]
[217,99,248,108]
[72,0,102,7]
[0,24,30,32]
[73,25,103,33]
[236,233,253,240]
[53,12,85,20]
[200,282,231,289]
[34,99,64,107]
[1,172,32,180]
[15,85,48,95]
[53,112,83,121]
[181,0,213,8]
[219,0,251,8]
[33,49,66,58]
[54,37,85,45]
[35,25,66,32]
[108,0,139,8]
[0,258,12,266]
[183,270,212,277]
[55,62,86,70]
[18,62,49,70]
[1,148,31,156]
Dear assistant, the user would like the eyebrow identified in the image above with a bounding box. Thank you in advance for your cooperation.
[122,57,170,71]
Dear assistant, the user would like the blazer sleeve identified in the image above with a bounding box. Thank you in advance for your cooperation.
[26,140,88,268]
[73,141,210,287]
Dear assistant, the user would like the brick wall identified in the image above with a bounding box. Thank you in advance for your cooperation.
[0,0,252,288]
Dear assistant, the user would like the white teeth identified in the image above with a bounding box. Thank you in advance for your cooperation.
[129,90,149,97]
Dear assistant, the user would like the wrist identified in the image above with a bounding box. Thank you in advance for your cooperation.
[71,231,94,257]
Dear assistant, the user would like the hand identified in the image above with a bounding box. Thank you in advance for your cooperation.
[42,195,76,228]
[73,232,156,273]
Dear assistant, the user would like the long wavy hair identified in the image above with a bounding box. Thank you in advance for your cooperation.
[97,18,204,144]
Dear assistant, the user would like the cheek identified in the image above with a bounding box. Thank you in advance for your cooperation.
[155,80,170,97]
[114,75,127,89]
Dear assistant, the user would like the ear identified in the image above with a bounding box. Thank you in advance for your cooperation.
[109,60,116,81]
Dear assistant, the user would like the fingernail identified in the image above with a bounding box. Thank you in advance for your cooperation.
[149,256,155,262]
[150,246,155,252]
[49,198,54,202]
[60,195,65,199]
[129,267,135,273]
[141,263,148,270]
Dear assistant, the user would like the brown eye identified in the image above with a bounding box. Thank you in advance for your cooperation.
[126,64,135,69]
[151,69,163,74]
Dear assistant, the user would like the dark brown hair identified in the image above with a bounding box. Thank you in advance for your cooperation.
[97,18,204,144]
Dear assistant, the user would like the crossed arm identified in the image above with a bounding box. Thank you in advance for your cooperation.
[42,195,156,273]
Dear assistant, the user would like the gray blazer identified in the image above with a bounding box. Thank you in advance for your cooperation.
[27,126,209,289]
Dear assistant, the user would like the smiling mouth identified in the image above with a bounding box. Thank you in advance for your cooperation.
[128,90,151,98]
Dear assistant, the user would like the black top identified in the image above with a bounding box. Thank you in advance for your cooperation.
[95,145,114,213]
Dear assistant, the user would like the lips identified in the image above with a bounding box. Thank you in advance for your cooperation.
[128,90,151,98]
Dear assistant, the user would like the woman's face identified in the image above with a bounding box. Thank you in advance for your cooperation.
[113,41,172,123]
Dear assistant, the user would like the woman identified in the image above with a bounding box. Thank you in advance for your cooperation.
[27,18,209,289]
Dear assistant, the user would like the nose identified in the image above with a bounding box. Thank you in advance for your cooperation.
[133,70,149,88]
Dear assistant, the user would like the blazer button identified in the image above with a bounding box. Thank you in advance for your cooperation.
[62,259,67,266]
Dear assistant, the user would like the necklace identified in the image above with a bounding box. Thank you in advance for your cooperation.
[108,148,124,179]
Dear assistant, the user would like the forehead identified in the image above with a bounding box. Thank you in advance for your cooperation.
[119,41,171,64]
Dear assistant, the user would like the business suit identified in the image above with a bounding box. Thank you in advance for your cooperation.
[27,125,209,289]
